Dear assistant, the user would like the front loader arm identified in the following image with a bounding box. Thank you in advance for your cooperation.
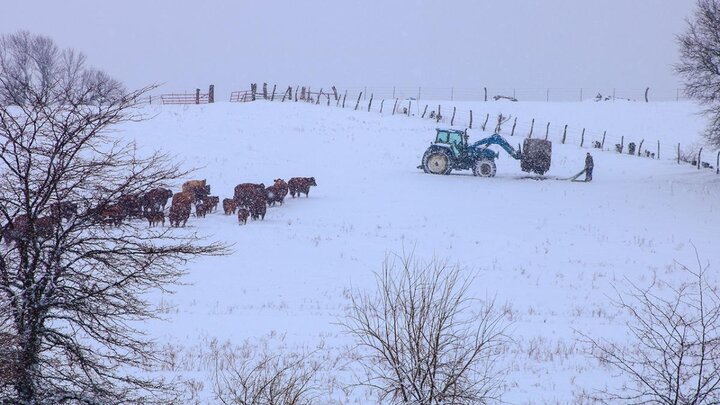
[471,134,522,160]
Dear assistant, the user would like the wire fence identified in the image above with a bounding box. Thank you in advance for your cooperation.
[336,86,689,103]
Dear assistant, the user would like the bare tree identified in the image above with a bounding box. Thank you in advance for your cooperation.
[581,251,720,404]
[676,0,720,147]
[212,345,324,405]
[341,253,509,405]
[0,31,225,403]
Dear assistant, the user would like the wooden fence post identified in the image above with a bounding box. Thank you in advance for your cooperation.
[407,100,412,116]
[450,107,456,126]
[677,143,681,164]
[637,139,644,156]
[208,85,214,103]
[342,91,347,108]
[580,128,585,147]
[282,86,290,102]
[332,86,338,100]
[482,113,489,131]
[354,92,362,110]
[469,110,473,129]
[307,87,311,103]
[561,124,567,144]
[484,87,487,102]
[251,83,257,101]
[294,86,299,102]
[379,99,384,113]
[716,150,719,174]
[529,118,535,138]
[392,99,399,115]
[620,136,624,153]
[316,89,323,105]
[195,88,200,104]
[544,122,550,140]
[300,86,305,101]
[657,140,660,159]
[263,83,268,99]
[270,84,276,101]
[697,148,703,169]
[644,87,649,103]
[421,104,428,118]
[511,117,517,136]
[437,105,442,123]
[601,131,606,149]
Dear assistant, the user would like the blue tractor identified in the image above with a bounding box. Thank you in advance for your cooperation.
[418,128,552,176]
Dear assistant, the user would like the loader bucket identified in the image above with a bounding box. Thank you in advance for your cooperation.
[521,138,552,175]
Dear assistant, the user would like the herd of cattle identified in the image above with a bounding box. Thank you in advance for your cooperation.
[1,177,317,245]
[168,177,317,227]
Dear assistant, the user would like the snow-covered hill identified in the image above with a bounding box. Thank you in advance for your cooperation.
[120,100,720,404]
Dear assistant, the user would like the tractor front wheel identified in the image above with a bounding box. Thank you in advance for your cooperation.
[422,150,452,175]
[473,159,497,177]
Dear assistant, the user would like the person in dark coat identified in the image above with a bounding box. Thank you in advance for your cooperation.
[584,152,594,182]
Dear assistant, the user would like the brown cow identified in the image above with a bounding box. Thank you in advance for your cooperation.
[237,208,249,225]
[288,177,317,198]
[145,211,165,227]
[99,205,125,227]
[249,200,266,221]
[171,191,195,209]
[50,201,78,221]
[223,198,237,215]
[119,194,143,218]
[182,179,210,202]
[273,179,289,199]
[169,204,190,227]
[35,216,57,239]
[195,201,208,218]
[3,215,29,244]
[202,195,220,213]
[266,179,289,206]
[3,214,57,244]
[233,183,266,208]
[142,188,173,212]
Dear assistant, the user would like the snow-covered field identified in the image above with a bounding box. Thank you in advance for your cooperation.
[121,100,720,403]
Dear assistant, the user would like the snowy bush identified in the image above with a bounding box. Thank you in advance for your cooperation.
[341,253,510,404]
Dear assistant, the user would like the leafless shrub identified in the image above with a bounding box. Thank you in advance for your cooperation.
[580,251,720,404]
[212,343,324,405]
[341,253,509,404]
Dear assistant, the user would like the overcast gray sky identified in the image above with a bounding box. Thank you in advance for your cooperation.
[1,0,696,97]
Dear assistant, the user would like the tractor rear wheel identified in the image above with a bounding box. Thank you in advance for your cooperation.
[473,158,497,177]
[422,150,452,175]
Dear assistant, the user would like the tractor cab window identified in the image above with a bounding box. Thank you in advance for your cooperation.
[435,131,450,144]
[448,132,464,156]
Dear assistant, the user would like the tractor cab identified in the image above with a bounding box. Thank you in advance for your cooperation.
[434,128,467,157]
